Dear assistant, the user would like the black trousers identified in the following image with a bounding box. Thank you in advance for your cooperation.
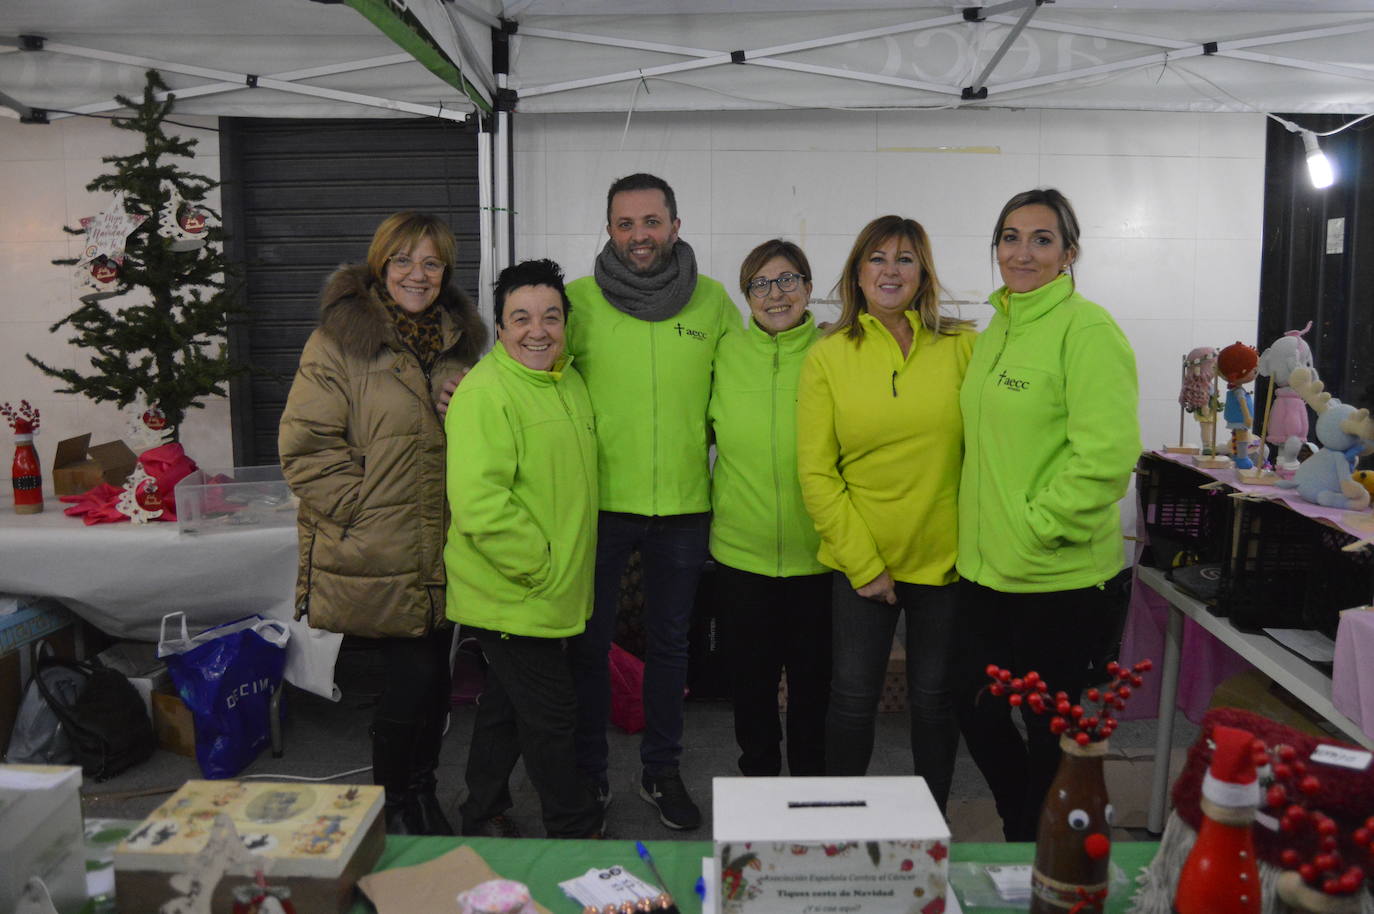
[376,626,452,730]
[460,627,601,838]
[953,580,1111,841]
[715,563,832,777]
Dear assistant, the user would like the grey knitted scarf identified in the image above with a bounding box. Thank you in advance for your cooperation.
[593,238,698,322]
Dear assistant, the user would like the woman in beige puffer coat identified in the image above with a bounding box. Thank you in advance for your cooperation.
[279,212,486,835]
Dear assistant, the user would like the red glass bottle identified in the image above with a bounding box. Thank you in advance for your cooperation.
[12,429,43,514]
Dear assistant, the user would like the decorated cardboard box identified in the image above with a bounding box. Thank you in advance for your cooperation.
[713,776,950,914]
[51,433,137,496]
[114,779,384,914]
[0,764,87,914]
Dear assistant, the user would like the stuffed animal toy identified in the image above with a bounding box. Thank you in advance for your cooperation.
[1257,322,1315,452]
[1276,368,1374,509]
[1218,342,1260,469]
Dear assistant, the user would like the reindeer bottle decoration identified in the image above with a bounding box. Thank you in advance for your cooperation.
[982,659,1153,914]
[2,401,43,514]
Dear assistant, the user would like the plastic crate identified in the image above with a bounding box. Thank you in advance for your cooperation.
[1136,454,1231,569]
[1219,499,1323,631]
[1304,525,1374,639]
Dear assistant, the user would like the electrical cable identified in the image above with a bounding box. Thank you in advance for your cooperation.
[238,766,374,782]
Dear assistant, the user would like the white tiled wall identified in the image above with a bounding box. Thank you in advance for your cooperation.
[0,115,231,489]
[513,107,1266,541]
[513,106,1267,463]
[2,107,1265,520]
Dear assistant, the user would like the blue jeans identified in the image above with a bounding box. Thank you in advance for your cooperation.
[825,574,960,813]
[569,511,710,782]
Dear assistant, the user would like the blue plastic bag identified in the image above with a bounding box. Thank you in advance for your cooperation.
[158,612,290,779]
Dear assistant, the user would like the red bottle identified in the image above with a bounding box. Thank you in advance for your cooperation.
[1174,724,1263,914]
[11,426,43,514]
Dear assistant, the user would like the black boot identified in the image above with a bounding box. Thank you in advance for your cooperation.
[371,718,425,835]
[408,707,454,835]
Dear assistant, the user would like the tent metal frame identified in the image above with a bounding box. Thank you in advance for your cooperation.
[513,8,1374,103]
[0,37,470,123]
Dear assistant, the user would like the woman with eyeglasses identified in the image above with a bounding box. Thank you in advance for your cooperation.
[797,215,975,812]
[708,239,831,777]
[279,212,486,835]
[955,189,1139,840]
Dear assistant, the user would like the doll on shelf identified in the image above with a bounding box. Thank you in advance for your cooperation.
[1217,342,1260,470]
[1257,321,1315,460]
[1178,347,1220,454]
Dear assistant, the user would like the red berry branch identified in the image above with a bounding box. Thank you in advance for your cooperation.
[0,400,40,435]
[983,659,1153,745]
[1266,745,1374,897]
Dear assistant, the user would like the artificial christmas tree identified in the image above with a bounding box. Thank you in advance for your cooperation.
[29,69,242,440]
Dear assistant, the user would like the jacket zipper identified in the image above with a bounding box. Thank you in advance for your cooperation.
[771,343,783,576]
[976,307,1012,578]
[650,321,659,515]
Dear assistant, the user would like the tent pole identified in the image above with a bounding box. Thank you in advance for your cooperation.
[477,114,497,342]
[492,20,515,274]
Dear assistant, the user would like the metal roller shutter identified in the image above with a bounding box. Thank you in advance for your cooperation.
[220,117,481,465]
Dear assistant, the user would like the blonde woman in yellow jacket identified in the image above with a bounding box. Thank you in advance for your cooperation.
[797,215,975,813]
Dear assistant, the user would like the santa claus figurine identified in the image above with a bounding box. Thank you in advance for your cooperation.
[1174,724,1268,914]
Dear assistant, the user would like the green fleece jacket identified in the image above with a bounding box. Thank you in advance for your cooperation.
[798,312,976,588]
[566,274,741,516]
[443,344,598,638]
[957,274,1141,593]
[709,313,827,578]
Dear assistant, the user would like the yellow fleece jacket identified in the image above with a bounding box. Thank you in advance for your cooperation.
[797,312,976,588]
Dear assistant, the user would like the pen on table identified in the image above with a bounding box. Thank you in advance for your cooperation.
[635,841,678,913]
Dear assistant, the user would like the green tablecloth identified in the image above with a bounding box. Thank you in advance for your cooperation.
[347,837,1160,913]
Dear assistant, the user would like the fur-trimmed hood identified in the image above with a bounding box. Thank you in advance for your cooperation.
[317,263,487,367]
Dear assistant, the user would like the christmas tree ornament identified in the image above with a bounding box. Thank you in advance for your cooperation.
[78,192,146,265]
[115,464,164,524]
[158,181,212,252]
[76,256,123,303]
[983,659,1153,913]
[126,398,176,453]
[1173,724,1266,914]
[2,400,43,514]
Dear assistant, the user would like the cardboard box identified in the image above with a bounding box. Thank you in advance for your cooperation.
[0,764,87,914]
[51,433,137,496]
[151,688,196,758]
[115,780,385,914]
[713,776,950,914]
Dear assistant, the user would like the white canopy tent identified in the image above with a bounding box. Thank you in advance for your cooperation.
[4,0,1373,277]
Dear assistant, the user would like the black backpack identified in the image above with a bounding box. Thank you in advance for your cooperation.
[32,656,157,781]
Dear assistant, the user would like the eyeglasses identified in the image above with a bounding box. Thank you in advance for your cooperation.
[388,254,445,276]
[747,272,808,299]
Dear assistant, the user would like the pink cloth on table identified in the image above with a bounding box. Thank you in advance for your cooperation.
[1118,570,1254,724]
[1264,387,1309,444]
[1151,449,1372,539]
[1332,608,1374,743]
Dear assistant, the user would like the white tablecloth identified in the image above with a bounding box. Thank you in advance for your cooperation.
[0,495,340,699]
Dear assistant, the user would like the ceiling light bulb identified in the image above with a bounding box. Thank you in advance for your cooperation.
[1302,130,1335,189]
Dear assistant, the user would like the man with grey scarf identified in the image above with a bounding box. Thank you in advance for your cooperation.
[565,173,740,831]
